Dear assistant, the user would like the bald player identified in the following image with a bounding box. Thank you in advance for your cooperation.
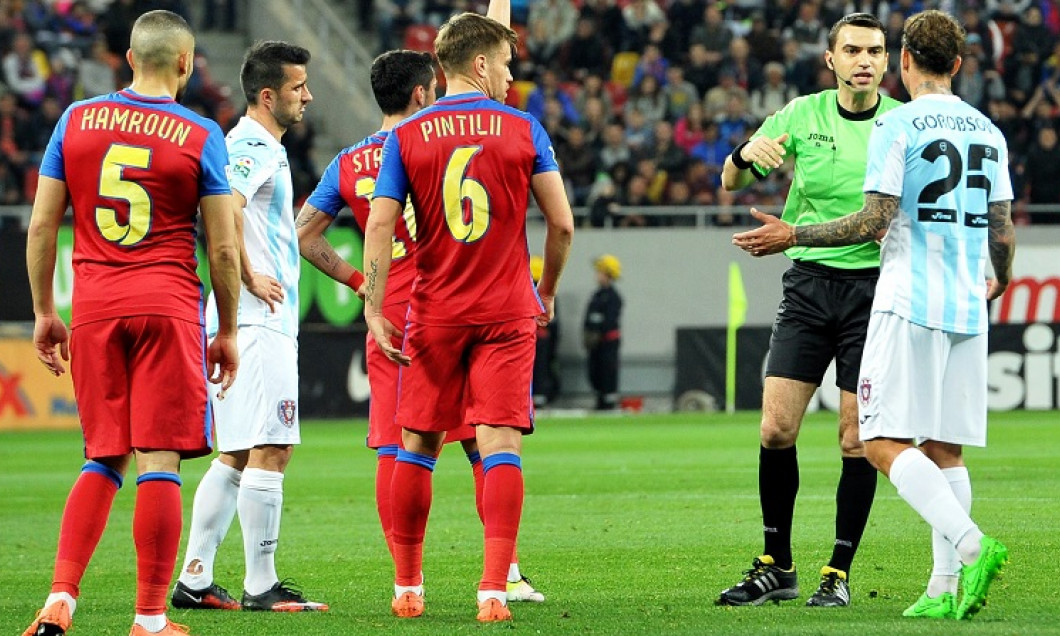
[22,10,240,636]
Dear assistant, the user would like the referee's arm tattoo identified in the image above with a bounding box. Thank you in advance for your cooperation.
[794,192,899,248]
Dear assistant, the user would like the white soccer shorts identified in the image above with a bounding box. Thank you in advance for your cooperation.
[212,325,300,452]
[857,311,987,447]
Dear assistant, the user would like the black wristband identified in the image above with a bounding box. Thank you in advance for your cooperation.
[730,141,753,170]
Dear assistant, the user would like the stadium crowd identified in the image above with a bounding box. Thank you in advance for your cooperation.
[5,0,1060,224]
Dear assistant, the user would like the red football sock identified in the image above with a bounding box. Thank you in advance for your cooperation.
[133,476,182,615]
[391,457,434,587]
[471,458,485,524]
[479,463,523,592]
[375,454,397,560]
[52,468,121,597]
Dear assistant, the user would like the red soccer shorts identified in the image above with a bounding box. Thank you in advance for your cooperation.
[365,302,407,448]
[71,315,213,459]
[396,318,536,434]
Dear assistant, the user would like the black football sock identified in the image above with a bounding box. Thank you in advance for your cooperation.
[829,456,878,574]
[759,445,799,570]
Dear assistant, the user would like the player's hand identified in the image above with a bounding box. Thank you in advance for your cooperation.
[537,293,555,327]
[986,277,1008,301]
[246,273,284,312]
[355,280,367,300]
[33,313,69,376]
[367,315,410,366]
[732,208,796,256]
[207,333,239,393]
[738,133,790,170]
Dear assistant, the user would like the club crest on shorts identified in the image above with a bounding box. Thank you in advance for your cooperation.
[858,376,872,406]
[276,399,297,427]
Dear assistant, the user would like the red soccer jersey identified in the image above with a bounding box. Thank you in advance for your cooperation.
[374,94,559,326]
[306,130,416,307]
[39,90,231,327]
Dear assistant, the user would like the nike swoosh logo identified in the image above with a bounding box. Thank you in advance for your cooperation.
[347,349,370,402]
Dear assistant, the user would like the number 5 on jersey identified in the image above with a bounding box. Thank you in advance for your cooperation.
[96,144,153,246]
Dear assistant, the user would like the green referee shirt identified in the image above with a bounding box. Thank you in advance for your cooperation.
[751,89,902,269]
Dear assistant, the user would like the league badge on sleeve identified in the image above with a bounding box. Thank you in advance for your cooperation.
[232,156,255,179]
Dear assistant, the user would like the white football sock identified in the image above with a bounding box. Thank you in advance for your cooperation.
[238,467,284,596]
[507,562,521,583]
[44,592,76,617]
[178,458,241,589]
[889,449,979,560]
[926,466,972,597]
[477,589,507,604]
[133,613,167,632]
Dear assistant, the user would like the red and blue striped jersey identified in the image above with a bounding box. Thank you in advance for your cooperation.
[374,93,559,326]
[39,89,230,327]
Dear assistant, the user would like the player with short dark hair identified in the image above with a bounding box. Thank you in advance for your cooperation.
[733,9,1013,620]
[172,39,328,614]
[296,40,545,606]
[717,12,902,608]
[364,5,574,623]
[22,9,240,636]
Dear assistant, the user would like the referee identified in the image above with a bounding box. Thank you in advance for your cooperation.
[715,13,901,608]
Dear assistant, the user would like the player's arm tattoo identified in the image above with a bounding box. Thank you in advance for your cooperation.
[794,192,899,247]
[987,200,1015,284]
[294,205,318,229]
[365,258,379,308]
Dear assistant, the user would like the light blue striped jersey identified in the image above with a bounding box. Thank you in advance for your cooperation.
[864,94,1012,335]
[206,116,300,338]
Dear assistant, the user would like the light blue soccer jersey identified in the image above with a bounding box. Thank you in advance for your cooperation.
[206,116,300,338]
[864,94,1013,335]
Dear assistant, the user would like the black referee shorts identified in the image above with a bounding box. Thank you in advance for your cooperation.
[765,260,879,393]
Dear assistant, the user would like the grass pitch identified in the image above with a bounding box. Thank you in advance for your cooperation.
[2,410,1058,635]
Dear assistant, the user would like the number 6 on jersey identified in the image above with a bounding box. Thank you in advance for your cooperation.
[444,145,489,243]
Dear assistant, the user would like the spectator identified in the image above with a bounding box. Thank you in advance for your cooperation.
[684,42,716,97]
[584,254,624,409]
[3,33,47,108]
[558,126,598,205]
[580,94,611,148]
[719,36,764,92]
[541,95,574,149]
[375,0,425,54]
[624,106,654,153]
[1003,39,1044,106]
[599,122,632,170]
[574,73,614,121]
[688,120,730,188]
[0,155,22,203]
[621,0,665,51]
[782,0,827,61]
[78,35,117,97]
[527,68,579,122]
[647,119,687,178]
[527,0,578,66]
[746,10,783,64]
[665,0,706,55]
[689,4,732,66]
[26,94,62,156]
[44,48,76,109]
[685,158,717,204]
[588,176,622,227]
[0,89,30,186]
[282,119,319,205]
[579,0,625,57]
[663,64,698,119]
[953,53,1006,113]
[716,93,753,148]
[780,37,817,95]
[1023,125,1060,209]
[1018,4,1054,62]
[961,7,997,68]
[562,16,610,79]
[703,68,748,119]
[99,0,139,58]
[620,174,651,225]
[674,100,707,153]
[625,74,667,127]
[750,61,798,122]
[631,42,668,88]
[634,156,667,204]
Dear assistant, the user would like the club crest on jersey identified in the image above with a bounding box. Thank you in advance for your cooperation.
[232,156,254,178]
[858,377,872,406]
[276,399,297,427]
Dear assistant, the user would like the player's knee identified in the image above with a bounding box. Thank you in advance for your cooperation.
[760,419,798,448]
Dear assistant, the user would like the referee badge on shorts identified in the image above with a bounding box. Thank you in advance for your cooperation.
[858,377,872,407]
[276,399,297,427]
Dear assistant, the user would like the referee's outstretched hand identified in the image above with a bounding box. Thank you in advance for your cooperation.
[731,208,796,257]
